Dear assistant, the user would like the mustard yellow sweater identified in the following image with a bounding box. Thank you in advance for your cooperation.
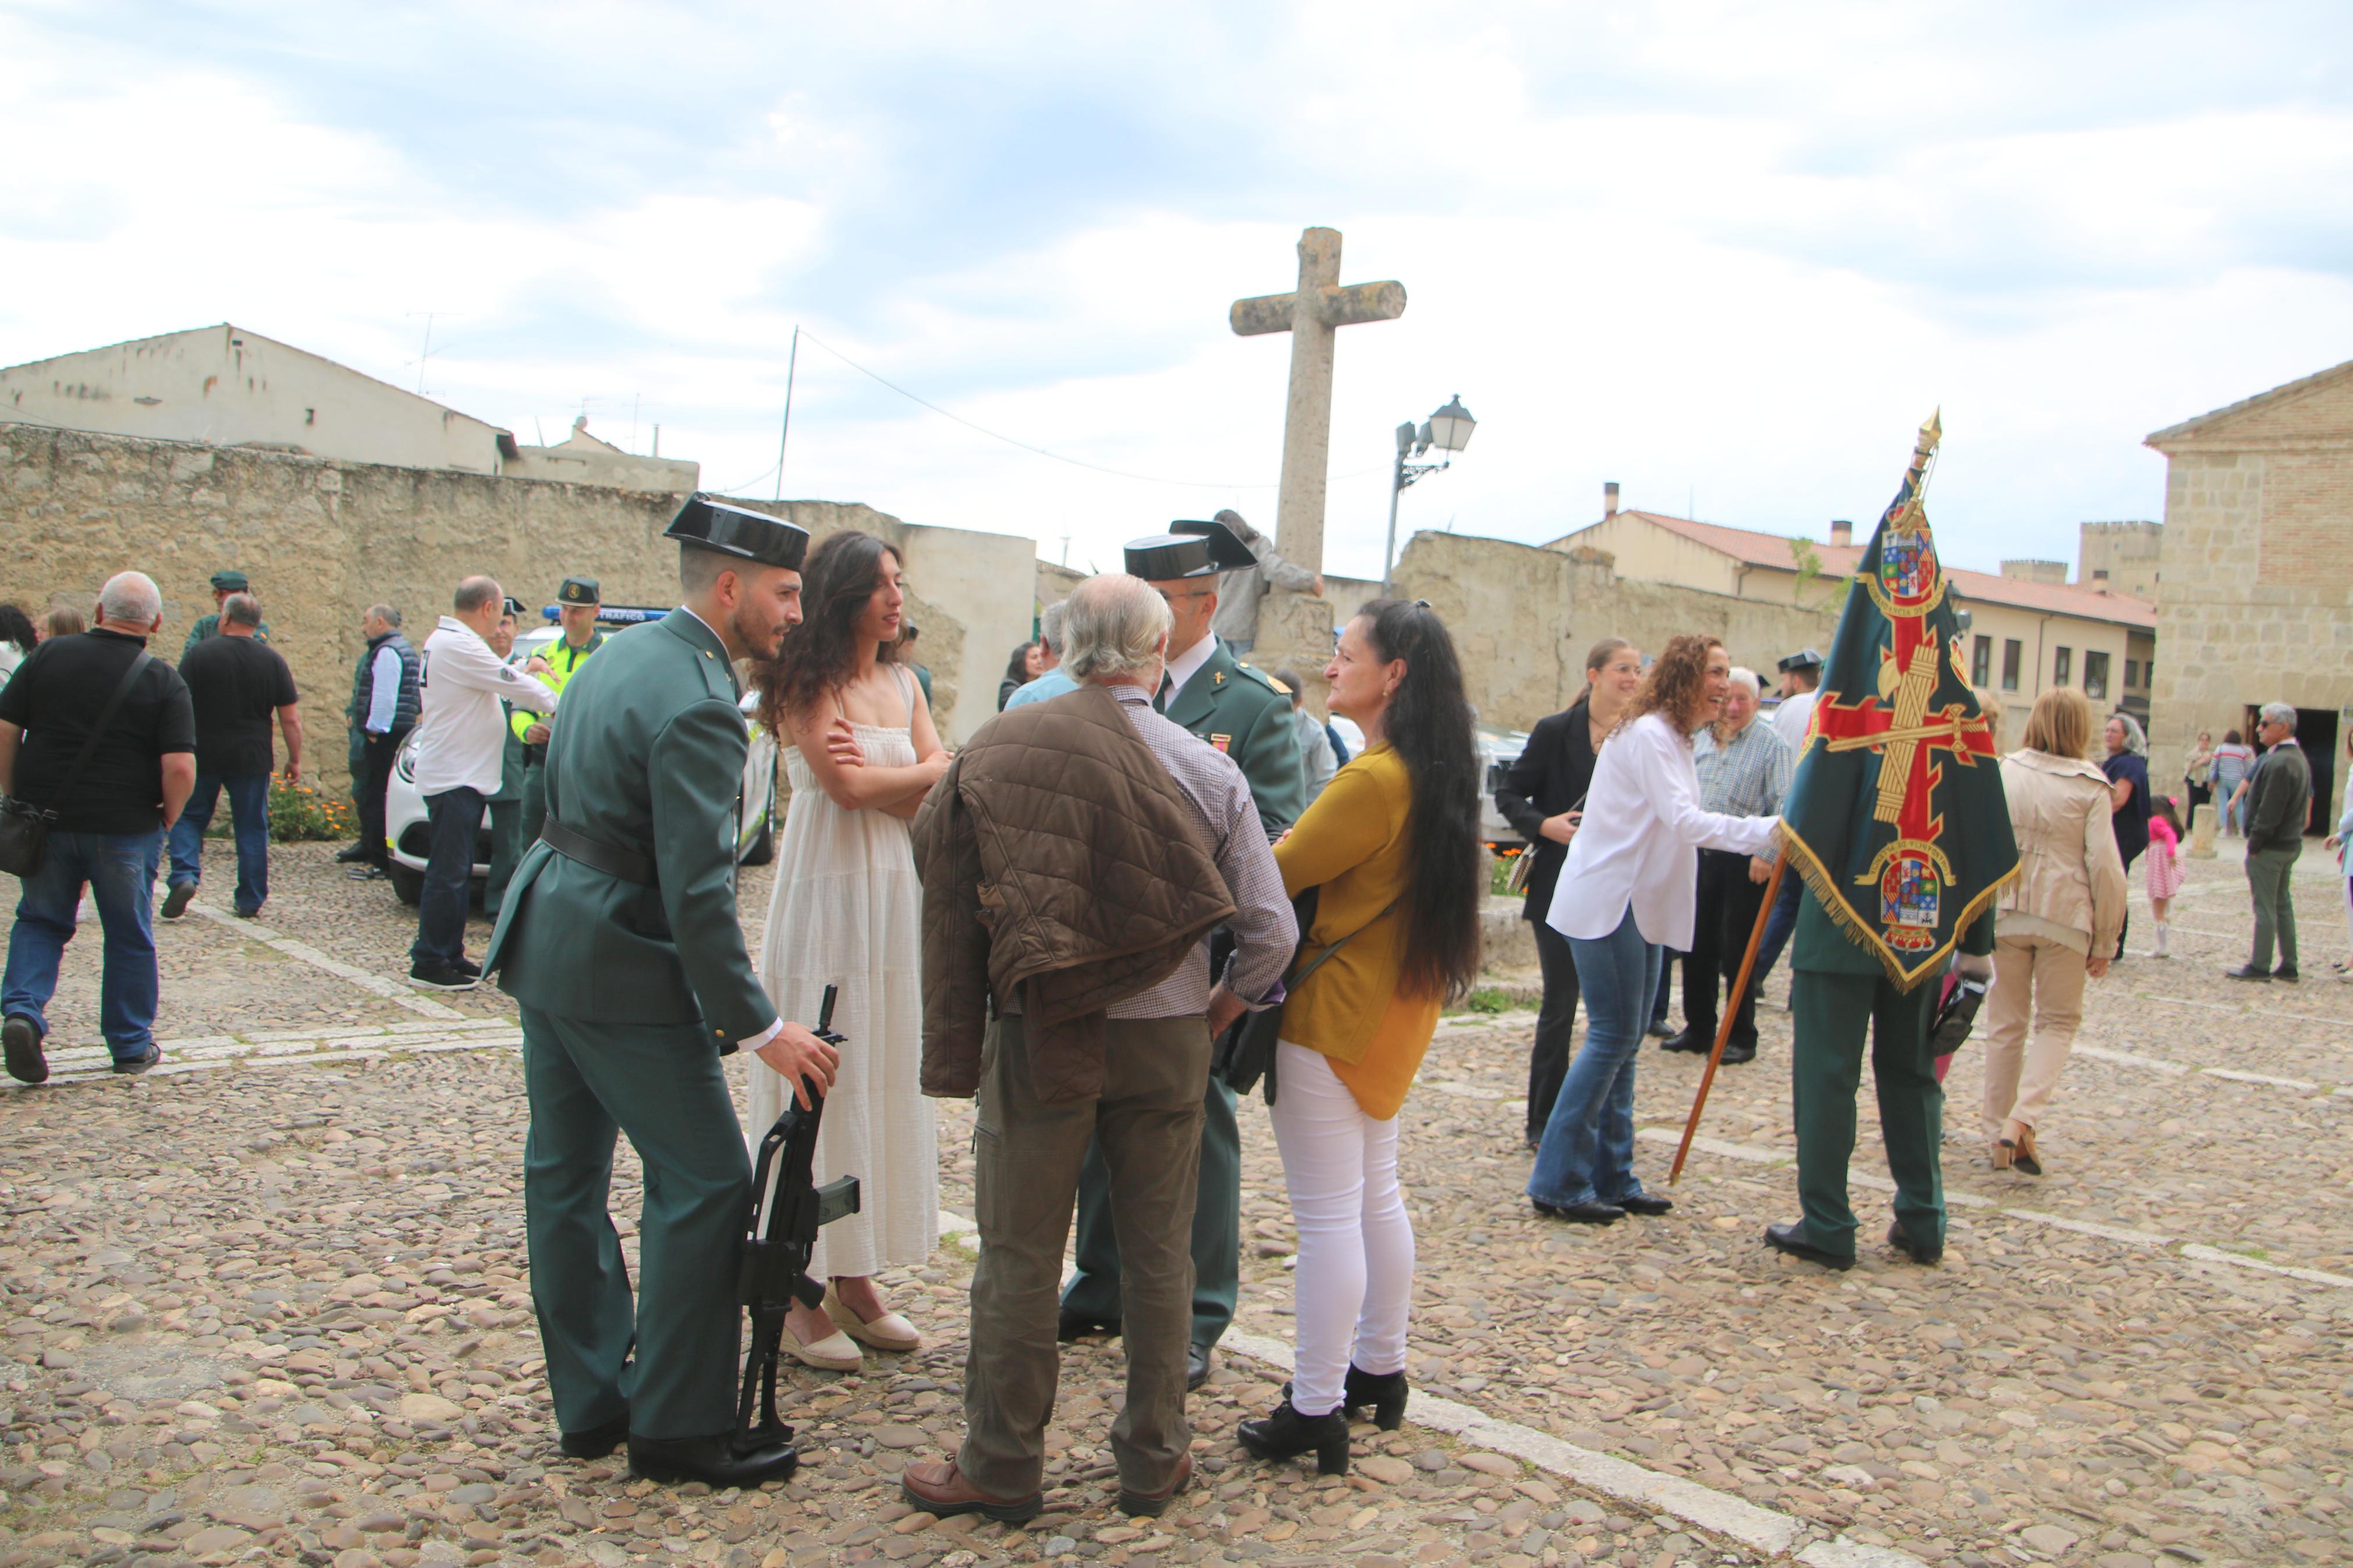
[1272,745,1440,1119]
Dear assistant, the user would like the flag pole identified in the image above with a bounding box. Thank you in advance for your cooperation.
[1670,853,1787,1183]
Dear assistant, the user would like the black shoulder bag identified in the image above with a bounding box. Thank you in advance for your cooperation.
[0,652,154,879]
[1212,887,1399,1106]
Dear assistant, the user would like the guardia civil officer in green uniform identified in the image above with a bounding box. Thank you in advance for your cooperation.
[1762,415,2015,1271]
[182,570,271,659]
[1060,521,1307,1388]
[486,497,842,1488]
[513,576,608,852]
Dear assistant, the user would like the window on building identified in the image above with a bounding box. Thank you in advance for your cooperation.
[1972,635,1993,687]
[2054,646,2072,687]
[2125,659,2140,689]
[2001,639,2022,691]
[2145,659,2155,686]
[2084,650,2109,699]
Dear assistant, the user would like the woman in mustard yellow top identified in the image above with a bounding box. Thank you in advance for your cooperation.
[1237,600,1484,1478]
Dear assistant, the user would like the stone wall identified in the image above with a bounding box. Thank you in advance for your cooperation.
[1387,532,1841,733]
[2,423,1035,786]
[2145,448,2353,829]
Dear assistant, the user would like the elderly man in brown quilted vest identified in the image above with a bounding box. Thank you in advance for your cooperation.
[906,572,1296,1524]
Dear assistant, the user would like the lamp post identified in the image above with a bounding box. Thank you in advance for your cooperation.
[1381,395,1476,595]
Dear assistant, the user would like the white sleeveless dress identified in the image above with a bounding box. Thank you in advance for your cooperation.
[747,667,937,1279]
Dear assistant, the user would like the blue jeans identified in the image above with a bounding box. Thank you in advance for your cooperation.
[1527,907,1663,1208]
[2,830,165,1062]
[167,771,272,915]
[410,786,485,969]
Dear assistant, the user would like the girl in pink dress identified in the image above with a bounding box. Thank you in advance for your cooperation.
[2146,795,2186,958]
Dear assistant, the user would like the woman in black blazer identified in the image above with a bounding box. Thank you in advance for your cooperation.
[1495,638,1644,1146]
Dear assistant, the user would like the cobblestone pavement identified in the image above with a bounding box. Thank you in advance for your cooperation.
[3,840,2348,1568]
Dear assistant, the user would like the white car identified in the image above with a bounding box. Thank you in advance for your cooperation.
[1477,723,1531,854]
[382,623,778,906]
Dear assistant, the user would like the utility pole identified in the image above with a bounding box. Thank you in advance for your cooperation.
[774,325,800,503]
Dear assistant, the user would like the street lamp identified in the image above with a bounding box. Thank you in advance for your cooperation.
[1382,394,1477,594]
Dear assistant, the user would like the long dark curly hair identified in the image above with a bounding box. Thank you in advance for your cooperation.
[1356,599,1484,1002]
[752,530,901,733]
[1621,633,1722,738]
[0,603,34,655]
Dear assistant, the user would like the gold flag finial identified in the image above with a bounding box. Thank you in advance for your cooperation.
[1883,408,1943,532]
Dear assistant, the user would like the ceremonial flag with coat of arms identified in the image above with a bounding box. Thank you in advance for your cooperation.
[1775,413,2020,991]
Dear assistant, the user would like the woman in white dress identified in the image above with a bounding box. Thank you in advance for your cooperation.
[747,531,949,1369]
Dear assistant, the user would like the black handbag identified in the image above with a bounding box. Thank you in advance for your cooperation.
[1212,888,1399,1105]
[0,651,154,879]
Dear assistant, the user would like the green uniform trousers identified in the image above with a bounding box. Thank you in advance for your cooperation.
[484,801,522,917]
[2245,843,2301,971]
[521,1005,750,1441]
[1788,970,1945,1261]
[1063,1075,1239,1351]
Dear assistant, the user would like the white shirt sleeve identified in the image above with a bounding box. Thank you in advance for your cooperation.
[436,631,558,712]
[740,1019,783,1053]
[1639,722,1780,856]
[365,646,402,734]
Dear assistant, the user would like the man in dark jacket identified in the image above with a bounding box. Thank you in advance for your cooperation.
[1,571,196,1081]
[903,571,1294,1526]
[165,593,301,920]
[343,604,420,876]
[2228,702,2313,982]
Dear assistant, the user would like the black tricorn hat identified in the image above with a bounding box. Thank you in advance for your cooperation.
[1777,647,1825,674]
[1124,532,1219,581]
[1169,517,1257,572]
[663,495,810,571]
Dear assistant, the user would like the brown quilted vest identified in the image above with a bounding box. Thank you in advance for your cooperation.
[912,683,1236,1103]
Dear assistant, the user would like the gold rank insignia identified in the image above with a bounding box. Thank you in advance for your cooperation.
[1213,670,1226,686]
[1210,734,1233,753]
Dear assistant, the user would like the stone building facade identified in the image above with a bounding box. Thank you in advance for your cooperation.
[1,424,1033,787]
[2145,360,2353,836]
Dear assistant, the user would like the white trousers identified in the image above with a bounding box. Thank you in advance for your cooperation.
[1267,1041,1414,1417]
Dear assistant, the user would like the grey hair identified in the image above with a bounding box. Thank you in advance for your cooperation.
[222,592,264,627]
[453,576,501,614]
[1728,666,1761,696]
[367,603,400,628]
[1062,574,1173,683]
[2258,702,2297,733]
[97,571,162,627]
[2109,710,2149,755]
[1039,599,1070,655]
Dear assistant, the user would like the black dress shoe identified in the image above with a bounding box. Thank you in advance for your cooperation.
[1057,1307,1119,1343]
[1644,1019,1676,1039]
[1886,1221,1942,1266]
[1532,1198,1624,1225]
[3,1015,47,1086]
[1764,1221,1854,1270]
[1615,1193,1674,1217]
[1187,1343,1212,1391]
[627,1432,798,1488]
[2273,965,2300,983]
[2222,964,2273,982]
[560,1413,629,1459]
[1719,1039,1758,1065]
[1237,1398,1351,1475]
[1658,1028,1709,1054]
[335,843,374,863]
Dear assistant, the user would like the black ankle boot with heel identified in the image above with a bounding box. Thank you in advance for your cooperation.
[1340,1366,1408,1431]
[1237,1399,1351,1475]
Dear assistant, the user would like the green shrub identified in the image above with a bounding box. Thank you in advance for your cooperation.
[269,777,358,843]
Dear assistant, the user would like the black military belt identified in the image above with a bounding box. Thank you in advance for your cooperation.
[540,816,656,887]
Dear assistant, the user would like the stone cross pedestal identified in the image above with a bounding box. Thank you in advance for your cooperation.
[1230,227,1406,577]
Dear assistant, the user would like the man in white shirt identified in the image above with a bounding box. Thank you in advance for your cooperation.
[1770,648,1822,751]
[407,576,557,990]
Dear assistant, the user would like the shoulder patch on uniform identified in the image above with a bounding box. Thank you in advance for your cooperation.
[1230,661,1287,697]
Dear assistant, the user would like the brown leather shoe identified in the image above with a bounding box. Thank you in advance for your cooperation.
[1117,1452,1193,1518]
[899,1458,1042,1523]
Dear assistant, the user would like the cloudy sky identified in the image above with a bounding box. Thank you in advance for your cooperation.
[5,1,2348,583]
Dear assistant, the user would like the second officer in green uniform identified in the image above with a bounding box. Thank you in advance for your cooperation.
[1060,521,1307,1389]
[514,576,607,852]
